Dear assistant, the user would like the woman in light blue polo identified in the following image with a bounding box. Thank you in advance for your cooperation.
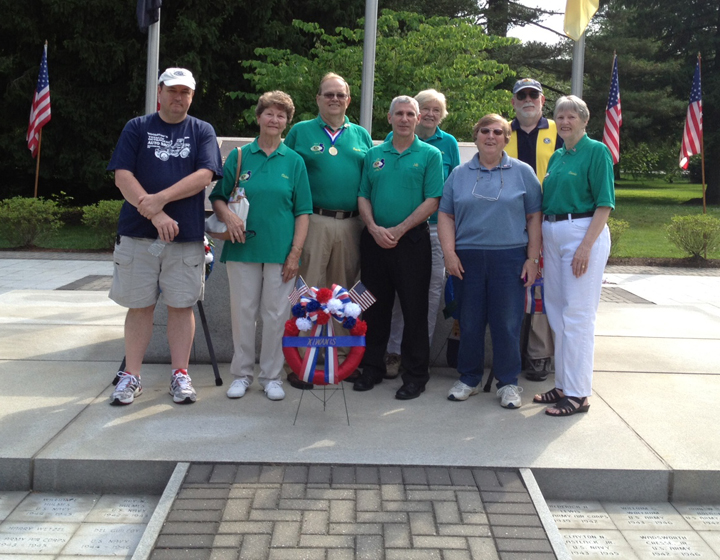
[438,114,542,409]
[209,91,312,402]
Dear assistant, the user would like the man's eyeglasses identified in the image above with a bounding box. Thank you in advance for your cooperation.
[479,127,505,137]
[515,90,541,101]
[244,230,257,239]
[321,92,348,100]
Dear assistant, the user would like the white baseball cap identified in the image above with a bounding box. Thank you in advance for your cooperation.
[158,68,196,90]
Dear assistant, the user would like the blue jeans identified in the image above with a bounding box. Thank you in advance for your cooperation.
[453,247,526,388]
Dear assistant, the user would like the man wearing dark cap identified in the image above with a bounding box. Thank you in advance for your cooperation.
[506,78,563,381]
[107,67,223,406]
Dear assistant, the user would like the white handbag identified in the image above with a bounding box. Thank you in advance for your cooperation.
[205,147,249,233]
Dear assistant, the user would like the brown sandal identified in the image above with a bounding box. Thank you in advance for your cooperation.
[533,388,564,404]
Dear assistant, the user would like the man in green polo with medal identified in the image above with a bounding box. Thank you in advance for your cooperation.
[284,73,373,389]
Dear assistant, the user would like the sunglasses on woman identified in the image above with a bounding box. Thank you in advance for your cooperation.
[479,128,505,136]
[515,90,541,101]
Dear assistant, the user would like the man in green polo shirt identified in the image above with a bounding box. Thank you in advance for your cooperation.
[355,96,444,400]
[284,73,373,389]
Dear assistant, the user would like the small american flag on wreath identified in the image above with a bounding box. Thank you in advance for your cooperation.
[348,281,377,311]
[288,276,310,306]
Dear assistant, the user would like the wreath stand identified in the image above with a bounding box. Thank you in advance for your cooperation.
[293,382,350,426]
[283,321,366,426]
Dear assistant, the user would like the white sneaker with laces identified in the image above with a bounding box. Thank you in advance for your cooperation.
[497,384,523,409]
[447,380,480,401]
[110,372,142,405]
[170,369,197,404]
[264,380,285,401]
[227,378,250,399]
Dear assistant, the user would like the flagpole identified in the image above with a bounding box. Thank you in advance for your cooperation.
[145,11,160,115]
[570,34,585,97]
[360,0,378,134]
[610,51,616,171]
[32,39,49,199]
[698,53,706,215]
[33,130,42,198]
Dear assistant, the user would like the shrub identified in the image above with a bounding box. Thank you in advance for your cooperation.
[666,214,720,259]
[621,143,659,181]
[82,200,124,249]
[0,197,62,247]
[59,207,84,226]
[607,217,629,257]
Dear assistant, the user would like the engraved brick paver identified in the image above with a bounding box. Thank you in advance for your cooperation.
[152,464,557,560]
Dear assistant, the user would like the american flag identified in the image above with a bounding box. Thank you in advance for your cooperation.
[348,281,377,311]
[27,43,51,158]
[602,55,622,164]
[288,276,309,305]
[679,58,702,170]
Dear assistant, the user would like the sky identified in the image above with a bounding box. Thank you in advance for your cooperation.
[506,0,568,45]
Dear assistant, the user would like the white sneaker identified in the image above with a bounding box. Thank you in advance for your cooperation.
[497,384,523,409]
[264,380,285,401]
[170,369,197,404]
[110,372,142,405]
[227,378,250,399]
[447,380,480,401]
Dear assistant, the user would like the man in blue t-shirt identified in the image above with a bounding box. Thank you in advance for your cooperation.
[106,67,222,407]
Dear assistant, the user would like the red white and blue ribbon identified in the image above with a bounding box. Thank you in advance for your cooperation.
[284,281,373,384]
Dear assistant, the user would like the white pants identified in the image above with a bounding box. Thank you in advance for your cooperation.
[226,262,292,386]
[387,224,445,354]
[542,218,610,398]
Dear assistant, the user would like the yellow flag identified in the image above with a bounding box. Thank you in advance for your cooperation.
[564,0,599,41]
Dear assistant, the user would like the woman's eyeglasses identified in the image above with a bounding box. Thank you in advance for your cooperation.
[472,168,505,202]
[515,90,541,101]
[321,93,348,100]
[479,127,505,136]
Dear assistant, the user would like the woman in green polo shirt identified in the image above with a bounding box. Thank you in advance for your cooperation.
[209,91,312,402]
[534,95,615,417]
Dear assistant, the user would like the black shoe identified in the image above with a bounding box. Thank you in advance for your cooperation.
[353,373,380,392]
[524,358,550,382]
[395,381,425,400]
[344,368,361,382]
[288,372,314,390]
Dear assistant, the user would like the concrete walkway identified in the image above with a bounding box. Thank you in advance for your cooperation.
[1,252,719,559]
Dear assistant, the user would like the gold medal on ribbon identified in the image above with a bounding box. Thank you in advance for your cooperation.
[329,146,338,156]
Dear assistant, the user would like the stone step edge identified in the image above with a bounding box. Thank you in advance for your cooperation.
[131,462,188,560]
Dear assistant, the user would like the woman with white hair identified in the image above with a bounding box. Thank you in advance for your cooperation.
[534,95,615,417]
[384,89,461,378]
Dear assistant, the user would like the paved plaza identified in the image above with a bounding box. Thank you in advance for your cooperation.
[1,251,719,558]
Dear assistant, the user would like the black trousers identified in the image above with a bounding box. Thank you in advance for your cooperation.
[359,224,431,385]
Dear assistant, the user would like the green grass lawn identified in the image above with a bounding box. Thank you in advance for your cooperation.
[0,224,112,251]
[611,178,720,258]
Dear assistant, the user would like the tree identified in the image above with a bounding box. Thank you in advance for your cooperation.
[0,0,370,201]
[234,11,517,141]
